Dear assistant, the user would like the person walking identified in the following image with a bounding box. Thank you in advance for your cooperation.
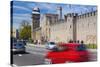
[79,40,86,50]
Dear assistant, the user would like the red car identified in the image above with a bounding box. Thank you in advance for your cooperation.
[44,43,89,64]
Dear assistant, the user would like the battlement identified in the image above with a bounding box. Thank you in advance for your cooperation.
[64,13,78,21]
[77,10,97,19]
[42,10,97,26]
[65,13,78,17]
[64,10,97,19]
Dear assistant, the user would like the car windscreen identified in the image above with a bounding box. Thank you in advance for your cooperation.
[16,43,25,48]
[18,43,23,46]
[49,42,55,44]
[51,45,67,52]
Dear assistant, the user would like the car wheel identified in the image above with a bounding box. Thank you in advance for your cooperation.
[44,59,52,64]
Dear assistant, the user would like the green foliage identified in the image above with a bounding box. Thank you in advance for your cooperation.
[86,44,97,49]
[19,20,31,40]
[28,38,33,43]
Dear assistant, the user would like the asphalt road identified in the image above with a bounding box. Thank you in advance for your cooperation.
[13,45,47,66]
[13,52,45,66]
[12,44,97,66]
[26,45,48,56]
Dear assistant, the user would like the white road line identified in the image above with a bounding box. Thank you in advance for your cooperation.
[18,54,22,56]
[12,64,18,67]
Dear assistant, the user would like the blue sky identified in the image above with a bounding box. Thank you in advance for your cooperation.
[11,1,97,29]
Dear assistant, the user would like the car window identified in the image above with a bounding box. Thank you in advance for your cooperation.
[49,42,55,44]
[18,41,23,43]
[17,43,25,48]
[18,44,23,46]
[51,46,67,52]
[77,45,86,51]
[13,43,16,46]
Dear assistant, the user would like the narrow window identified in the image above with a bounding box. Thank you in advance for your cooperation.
[70,25,71,28]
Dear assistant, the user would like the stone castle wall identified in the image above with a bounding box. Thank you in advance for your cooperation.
[41,11,97,44]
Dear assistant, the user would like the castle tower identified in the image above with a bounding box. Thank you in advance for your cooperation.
[72,13,78,42]
[31,7,41,42]
[64,13,78,42]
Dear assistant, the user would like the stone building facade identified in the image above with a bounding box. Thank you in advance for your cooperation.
[41,14,59,42]
[41,11,97,44]
[77,11,97,44]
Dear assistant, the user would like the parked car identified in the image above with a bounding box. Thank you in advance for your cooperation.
[45,42,57,50]
[44,43,89,64]
[12,41,26,53]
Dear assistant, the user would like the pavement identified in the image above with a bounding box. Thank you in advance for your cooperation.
[26,45,48,56]
[26,43,46,48]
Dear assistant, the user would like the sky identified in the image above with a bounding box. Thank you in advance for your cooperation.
[11,1,97,29]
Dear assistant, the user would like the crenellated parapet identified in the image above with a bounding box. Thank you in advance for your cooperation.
[65,13,78,18]
[77,10,97,19]
[43,10,97,26]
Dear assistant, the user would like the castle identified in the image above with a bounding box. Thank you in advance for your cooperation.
[31,7,97,44]
[40,11,97,44]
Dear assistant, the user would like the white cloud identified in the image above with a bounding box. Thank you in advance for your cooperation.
[12,13,32,29]
[13,13,31,17]
[13,14,32,23]
[13,5,32,12]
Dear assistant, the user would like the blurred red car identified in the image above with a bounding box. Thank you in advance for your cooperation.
[44,43,89,64]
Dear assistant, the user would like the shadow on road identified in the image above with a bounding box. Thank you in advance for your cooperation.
[13,52,30,55]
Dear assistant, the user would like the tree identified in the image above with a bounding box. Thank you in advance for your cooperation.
[19,20,31,40]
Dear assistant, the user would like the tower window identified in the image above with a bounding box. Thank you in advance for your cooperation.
[88,23,89,28]
[70,25,71,28]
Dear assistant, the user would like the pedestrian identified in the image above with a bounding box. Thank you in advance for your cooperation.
[79,40,86,50]
[81,40,84,44]
[77,40,80,44]
[74,41,76,43]
[38,40,41,45]
[69,40,73,43]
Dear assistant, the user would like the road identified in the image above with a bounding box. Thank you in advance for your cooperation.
[12,44,97,66]
[13,45,47,66]
[13,52,45,66]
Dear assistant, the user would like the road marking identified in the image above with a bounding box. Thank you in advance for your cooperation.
[18,54,22,56]
[12,64,18,67]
